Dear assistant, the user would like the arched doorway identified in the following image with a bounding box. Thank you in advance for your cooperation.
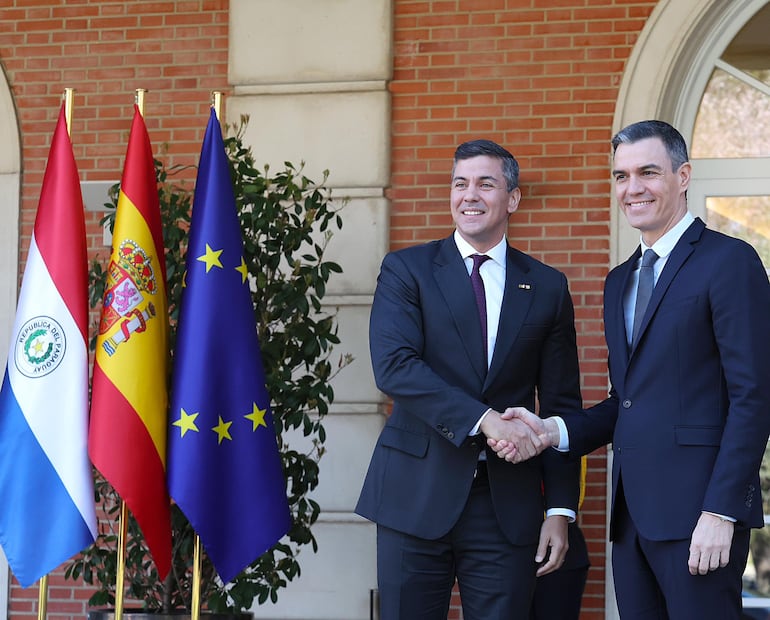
[0,62,20,620]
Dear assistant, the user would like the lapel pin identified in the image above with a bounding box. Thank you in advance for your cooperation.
[518,283,531,290]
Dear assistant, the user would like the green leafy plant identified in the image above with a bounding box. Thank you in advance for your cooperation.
[66,116,351,613]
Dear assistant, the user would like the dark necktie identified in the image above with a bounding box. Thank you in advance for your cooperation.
[470,254,491,363]
[631,248,658,347]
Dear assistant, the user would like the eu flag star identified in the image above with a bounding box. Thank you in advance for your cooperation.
[172,408,199,437]
[197,243,223,272]
[245,402,268,431]
[236,257,249,284]
[212,415,233,444]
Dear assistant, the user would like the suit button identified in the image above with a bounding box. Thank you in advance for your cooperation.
[622,399,632,409]
[447,431,455,439]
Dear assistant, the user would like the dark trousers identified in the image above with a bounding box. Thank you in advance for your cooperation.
[613,487,750,620]
[376,469,538,620]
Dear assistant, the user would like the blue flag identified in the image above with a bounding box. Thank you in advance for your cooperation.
[168,109,290,584]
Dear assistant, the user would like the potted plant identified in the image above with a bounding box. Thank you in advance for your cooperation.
[66,117,351,615]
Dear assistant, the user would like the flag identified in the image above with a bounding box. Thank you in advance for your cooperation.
[0,103,97,587]
[168,108,290,584]
[89,105,172,577]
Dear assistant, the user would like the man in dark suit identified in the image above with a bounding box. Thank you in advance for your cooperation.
[498,120,770,618]
[356,139,583,619]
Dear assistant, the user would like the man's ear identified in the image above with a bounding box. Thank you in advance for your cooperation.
[508,187,522,214]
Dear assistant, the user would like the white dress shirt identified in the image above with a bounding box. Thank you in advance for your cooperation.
[454,232,574,520]
[454,231,507,369]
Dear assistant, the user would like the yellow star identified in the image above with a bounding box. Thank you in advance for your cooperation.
[197,243,223,272]
[212,415,233,444]
[245,402,267,431]
[235,256,249,284]
[172,408,199,437]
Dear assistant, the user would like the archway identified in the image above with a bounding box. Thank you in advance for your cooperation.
[0,61,20,620]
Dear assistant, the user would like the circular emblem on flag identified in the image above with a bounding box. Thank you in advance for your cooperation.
[14,316,67,378]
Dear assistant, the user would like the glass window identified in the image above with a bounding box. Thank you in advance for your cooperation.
[692,68,770,159]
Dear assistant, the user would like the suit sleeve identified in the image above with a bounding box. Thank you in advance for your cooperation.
[701,241,770,521]
[537,272,583,512]
[369,251,489,446]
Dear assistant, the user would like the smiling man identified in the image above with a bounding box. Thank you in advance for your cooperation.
[356,139,584,619]
[497,120,770,619]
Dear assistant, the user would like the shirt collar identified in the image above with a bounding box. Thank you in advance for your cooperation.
[453,231,508,266]
[640,211,695,259]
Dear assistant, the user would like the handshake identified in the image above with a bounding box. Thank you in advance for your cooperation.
[480,407,562,464]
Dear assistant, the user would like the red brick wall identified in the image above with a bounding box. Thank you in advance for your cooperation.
[1,0,663,618]
[0,1,229,618]
[390,1,658,618]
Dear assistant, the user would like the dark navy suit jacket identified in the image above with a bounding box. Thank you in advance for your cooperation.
[565,217,770,541]
[356,235,582,546]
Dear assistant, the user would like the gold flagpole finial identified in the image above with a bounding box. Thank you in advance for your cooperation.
[211,91,223,120]
[135,88,148,116]
[63,88,75,136]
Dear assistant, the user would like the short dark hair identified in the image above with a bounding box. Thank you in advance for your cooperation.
[452,139,520,192]
[611,120,689,172]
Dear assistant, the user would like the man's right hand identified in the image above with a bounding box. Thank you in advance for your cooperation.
[479,410,544,462]
[487,407,561,463]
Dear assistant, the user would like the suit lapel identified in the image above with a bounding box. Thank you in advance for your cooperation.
[433,237,488,383]
[630,218,704,355]
[485,246,534,387]
[604,250,638,386]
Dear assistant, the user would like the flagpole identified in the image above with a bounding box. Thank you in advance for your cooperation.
[191,536,202,620]
[64,87,74,135]
[37,574,48,620]
[114,501,128,620]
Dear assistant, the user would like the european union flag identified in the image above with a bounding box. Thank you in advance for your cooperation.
[167,108,291,584]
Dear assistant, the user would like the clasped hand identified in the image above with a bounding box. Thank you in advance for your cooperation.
[482,407,556,463]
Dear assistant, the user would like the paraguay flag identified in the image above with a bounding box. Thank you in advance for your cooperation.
[89,105,172,577]
[0,103,97,587]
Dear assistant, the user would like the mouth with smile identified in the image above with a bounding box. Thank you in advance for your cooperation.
[626,199,654,210]
[461,208,485,216]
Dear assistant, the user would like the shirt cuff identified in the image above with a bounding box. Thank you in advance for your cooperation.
[546,508,576,522]
[702,510,736,523]
[552,416,569,451]
[469,408,493,436]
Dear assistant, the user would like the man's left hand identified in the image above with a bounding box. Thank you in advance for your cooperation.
[535,515,569,576]
[688,511,734,575]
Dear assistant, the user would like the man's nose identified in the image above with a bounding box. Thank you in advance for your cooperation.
[628,174,644,193]
[464,185,480,200]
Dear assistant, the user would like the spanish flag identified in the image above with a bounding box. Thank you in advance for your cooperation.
[89,105,171,577]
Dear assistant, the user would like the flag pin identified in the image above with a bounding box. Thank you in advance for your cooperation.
[518,283,531,290]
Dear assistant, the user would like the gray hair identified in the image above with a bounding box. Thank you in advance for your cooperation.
[611,120,689,172]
